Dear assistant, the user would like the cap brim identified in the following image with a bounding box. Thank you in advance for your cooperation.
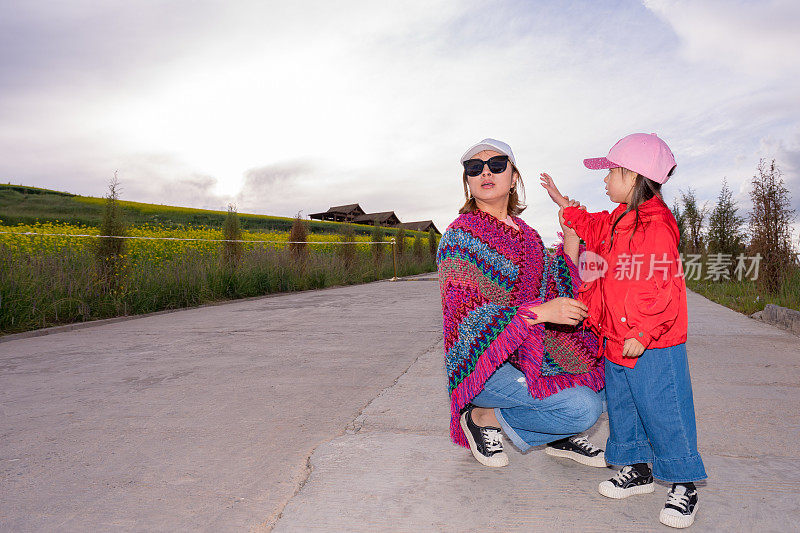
[583,157,617,170]
[462,143,507,162]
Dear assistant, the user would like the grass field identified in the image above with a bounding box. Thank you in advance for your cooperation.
[0,183,399,236]
[0,222,437,335]
[11,183,793,333]
[0,185,438,335]
[686,266,800,315]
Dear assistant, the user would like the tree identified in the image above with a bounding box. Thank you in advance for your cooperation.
[671,200,687,254]
[680,188,708,255]
[371,221,384,280]
[338,224,356,269]
[412,232,423,259]
[706,178,746,273]
[394,227,406,271]
[748,159,796,293]
[289,212,308,262]
[371,221,384,262]
[96,172,127,287]
[221,204,243,269]
[428,228,438,258]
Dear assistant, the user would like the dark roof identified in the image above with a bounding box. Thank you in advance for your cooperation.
[399,221,441,234]
[308,205,436,232]
[308,203,366,218]
[327,203,364,213]
[399,221,432,230]
[354,211,400,223]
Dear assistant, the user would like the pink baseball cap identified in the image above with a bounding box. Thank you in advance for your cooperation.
[584,133,676,184]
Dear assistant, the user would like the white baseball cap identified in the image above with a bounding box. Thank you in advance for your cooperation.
[460,138,517,167]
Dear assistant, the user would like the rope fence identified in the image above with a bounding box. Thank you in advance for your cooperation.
[0,231,390,245]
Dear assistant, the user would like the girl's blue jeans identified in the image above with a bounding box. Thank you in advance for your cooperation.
[605,342,707,482]
[471,362,605,452]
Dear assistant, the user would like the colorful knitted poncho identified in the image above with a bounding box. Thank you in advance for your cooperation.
[436,209,605,448]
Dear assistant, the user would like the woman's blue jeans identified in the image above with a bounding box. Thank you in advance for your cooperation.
[471,362,605,452]
[604,343,707,482]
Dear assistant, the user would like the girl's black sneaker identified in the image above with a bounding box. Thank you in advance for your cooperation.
[660,484,699,528]
[459,405,508,467]
[598,464,655,499]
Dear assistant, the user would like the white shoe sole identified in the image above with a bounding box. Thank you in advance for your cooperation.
[459,412,509,467]
[545,446,608,467]
[598,480,655,499]
[660,503,698,529]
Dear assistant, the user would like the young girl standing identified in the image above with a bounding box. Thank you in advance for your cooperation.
[540,133,706,529]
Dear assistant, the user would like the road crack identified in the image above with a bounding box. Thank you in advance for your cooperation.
[255,337,442,532]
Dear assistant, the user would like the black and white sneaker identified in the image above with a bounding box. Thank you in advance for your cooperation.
[598,465,655,499]
[660,484,699,528]
[545,435,607,467]
[459,405,508,467]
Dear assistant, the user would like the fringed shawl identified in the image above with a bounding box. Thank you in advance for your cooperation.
[436,209,604,448]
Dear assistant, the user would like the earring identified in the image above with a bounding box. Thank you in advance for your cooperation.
[509,184,516,193]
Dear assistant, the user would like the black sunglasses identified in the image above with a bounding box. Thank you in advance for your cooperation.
[463,155,510,177]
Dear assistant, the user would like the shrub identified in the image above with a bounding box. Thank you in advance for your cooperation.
[395,227,406,256]
[371,222,384,279]
[289,212,308,262]
[428,228,438,258]
[95,174,127,289]
[222,204,243,269]
[339,224,357,270]
[413,232,423,258]
[680,188,707,256]
[371,222,384,260]
[748,159,796,293]
[671,200,688,254]
[706,178,746,277]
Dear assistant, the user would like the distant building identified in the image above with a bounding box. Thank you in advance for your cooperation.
[399,221,440,234]
[308,204,365,223]
[353,211,401,227]
[309,203,439,234]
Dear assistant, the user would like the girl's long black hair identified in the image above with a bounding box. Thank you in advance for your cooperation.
[608,167,673,247]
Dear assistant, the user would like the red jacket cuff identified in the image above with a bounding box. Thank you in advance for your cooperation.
[624,327,652,348]
[562,206,584,227]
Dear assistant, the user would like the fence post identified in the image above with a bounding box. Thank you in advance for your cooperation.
[391,237,398,281]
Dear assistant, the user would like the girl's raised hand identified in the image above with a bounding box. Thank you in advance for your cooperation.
[539,173,569,208]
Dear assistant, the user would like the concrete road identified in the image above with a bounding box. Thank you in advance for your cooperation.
[274,291,800,532]
[2,278,799,531]
[0,276,442,531]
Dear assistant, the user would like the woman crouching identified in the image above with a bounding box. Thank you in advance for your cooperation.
[437,138,606,467]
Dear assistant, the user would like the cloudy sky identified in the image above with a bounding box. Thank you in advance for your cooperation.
[1,0,798,244]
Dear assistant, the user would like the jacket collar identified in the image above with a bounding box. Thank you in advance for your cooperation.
[609,196,669,230]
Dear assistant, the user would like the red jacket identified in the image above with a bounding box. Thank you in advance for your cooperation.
[562,196,688,368]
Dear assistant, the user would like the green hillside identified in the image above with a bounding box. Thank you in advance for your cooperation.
[0,183,408,236]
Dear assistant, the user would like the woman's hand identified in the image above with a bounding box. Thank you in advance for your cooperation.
[539,173,569,208]
[524,297,588,327]
[622,338,645,358]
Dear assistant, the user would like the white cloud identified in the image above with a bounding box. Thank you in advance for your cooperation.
[1,0,798,245]
[643,0,800,77]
